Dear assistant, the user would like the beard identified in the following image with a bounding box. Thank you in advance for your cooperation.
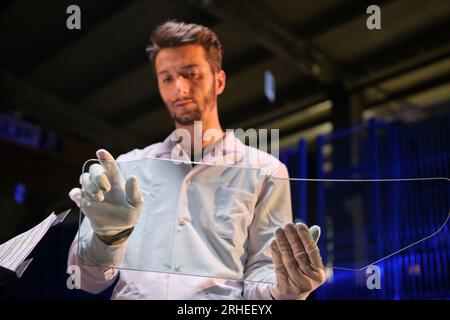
[172,104,203,126]
[169,80,216,126]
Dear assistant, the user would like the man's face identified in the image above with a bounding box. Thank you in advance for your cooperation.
[155,44,225,126]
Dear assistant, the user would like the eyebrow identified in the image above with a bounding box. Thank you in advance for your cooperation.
[157,64,200,76]
[181,64,199,70]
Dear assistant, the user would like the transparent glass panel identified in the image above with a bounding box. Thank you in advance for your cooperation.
[77,157,449,283]
[287,177,449,271]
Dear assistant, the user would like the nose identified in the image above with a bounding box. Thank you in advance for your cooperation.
[175,76,190,96]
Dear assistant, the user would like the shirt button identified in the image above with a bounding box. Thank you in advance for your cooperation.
[174,266,181,272]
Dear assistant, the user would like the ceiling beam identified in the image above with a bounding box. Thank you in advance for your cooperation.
[348,20,450,91]
[365,72,450,108]
[191,0,345,86]
[295,0,394,39]
[1,69,145,151]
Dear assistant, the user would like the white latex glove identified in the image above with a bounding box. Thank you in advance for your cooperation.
[270,223,326,300]
[69,149,144,237]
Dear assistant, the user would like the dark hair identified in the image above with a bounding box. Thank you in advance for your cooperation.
[146,20,223,73]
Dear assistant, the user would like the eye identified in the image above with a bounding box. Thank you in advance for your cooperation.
[187,72,199,79]
[162,76,172,84]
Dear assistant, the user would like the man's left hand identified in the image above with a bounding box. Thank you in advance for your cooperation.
[270,223,326,300]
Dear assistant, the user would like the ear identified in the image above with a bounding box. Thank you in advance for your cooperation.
[215,70,226,95]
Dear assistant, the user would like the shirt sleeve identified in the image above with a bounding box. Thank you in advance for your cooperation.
[67,217,126,294]
[243,162,293,300]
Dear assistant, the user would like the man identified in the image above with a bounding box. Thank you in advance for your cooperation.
[67,21,325,299]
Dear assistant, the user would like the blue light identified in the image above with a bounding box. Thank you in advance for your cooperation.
[14,183,26,204]
[264,70,276,103]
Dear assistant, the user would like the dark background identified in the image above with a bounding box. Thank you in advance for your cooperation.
[0,0,449,299]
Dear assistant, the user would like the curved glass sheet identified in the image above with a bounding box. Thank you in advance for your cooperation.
[77,157,449,283]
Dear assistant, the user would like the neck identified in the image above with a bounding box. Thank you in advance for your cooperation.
[175,107,224,155]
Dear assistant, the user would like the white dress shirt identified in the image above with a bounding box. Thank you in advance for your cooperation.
[68,131,293,299]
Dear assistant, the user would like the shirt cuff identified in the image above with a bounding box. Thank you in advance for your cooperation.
[79,231,128,268]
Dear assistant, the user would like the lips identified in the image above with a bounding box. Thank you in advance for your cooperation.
[174,99,194,108]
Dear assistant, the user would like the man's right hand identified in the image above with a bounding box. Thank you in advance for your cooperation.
[69,149,144,238]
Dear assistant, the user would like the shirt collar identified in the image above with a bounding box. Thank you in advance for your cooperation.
[152,129,245,165]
